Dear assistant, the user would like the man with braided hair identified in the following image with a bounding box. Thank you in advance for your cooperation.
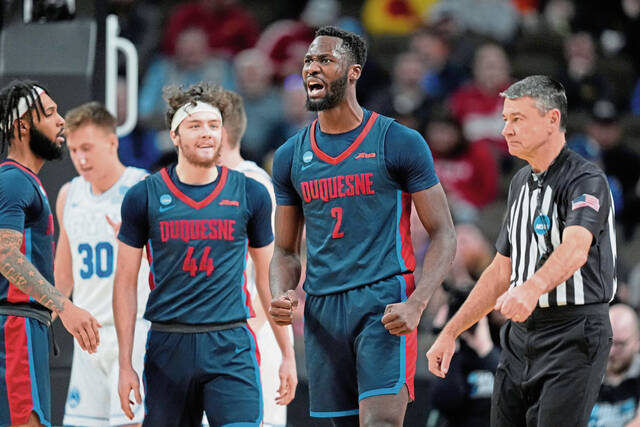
[0,79,101,427]
[114,82,289,427]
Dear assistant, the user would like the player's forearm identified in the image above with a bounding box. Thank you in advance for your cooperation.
[443,262,509,338]
[113,278,137,369]
[269,246,301,298]
[408,225,457,311]
[0,243,69,313]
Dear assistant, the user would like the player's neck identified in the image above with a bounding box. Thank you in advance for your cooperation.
[176,161,219,185]
[90,161,126,195]
[528,134,566,173]
[7,142,45,173]
[317,97,364,134]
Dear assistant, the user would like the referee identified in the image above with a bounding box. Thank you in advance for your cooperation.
[427,75,616,426]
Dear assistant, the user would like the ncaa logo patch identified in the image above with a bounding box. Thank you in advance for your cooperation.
[303,151,313,163]
[160,194,173,206]
[68,387,80,408]
[533,214,550,235]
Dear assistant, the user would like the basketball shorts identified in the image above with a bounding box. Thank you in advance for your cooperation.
[304,273,417,418]
[0,315,51,427]
[63,320,149,426]
[142,325,262,427]
[201,323,293,427]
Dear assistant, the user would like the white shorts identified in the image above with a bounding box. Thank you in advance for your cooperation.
[63,320,149,427]
[202,322,293,427]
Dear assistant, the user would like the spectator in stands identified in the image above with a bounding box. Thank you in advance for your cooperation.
[590,304,640,426]
[426,109,498,224]
[368,51,435,130]
[560,32,613,114]
[162,0,260,57]
[139,26,233,151]
[586,99,640,239]
[409,26,467,101]
[256,0,340,79]
[233,48,283,165]
[450,43,512,162]
[268,75,314,167]
[428,285,500,427]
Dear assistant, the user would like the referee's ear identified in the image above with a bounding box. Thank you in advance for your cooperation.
[549,109,562,131]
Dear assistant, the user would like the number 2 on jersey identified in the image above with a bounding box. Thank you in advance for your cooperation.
[182,246,215,277]
[331,206,344,239]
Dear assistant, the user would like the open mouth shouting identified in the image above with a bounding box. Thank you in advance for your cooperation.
[306,78,326,99]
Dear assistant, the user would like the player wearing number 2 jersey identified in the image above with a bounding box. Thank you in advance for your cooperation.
[269,27,457,426]
[54,102,150,427]
[114,83,293,427]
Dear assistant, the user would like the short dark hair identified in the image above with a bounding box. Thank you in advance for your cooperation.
[500,75,568,131]
[65,102,117,134]
[315,26,367,67]
[163,82,232,132]
[223,90,247,149]
[0,79,50,152]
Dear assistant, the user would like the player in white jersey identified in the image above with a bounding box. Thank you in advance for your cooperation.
[54,102,150,427]
[213,90,296,427]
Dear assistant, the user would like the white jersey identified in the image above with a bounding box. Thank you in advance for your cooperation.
[64,167,149,325]
[235,160,274,298]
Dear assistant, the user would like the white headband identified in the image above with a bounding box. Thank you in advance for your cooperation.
[0,86,45,132]
[170,101,222,132]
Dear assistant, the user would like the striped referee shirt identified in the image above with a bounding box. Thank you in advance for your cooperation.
[496,145,617,307]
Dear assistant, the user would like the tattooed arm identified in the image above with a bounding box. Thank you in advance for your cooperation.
[0,228,101,353]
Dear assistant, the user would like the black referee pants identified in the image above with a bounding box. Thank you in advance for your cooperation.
[490,303,612,427]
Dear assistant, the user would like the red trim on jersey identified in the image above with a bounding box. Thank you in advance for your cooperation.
[242,244,255,318]
[309,112,379,165]
[4,316,34,425]
[145,242,156,290]
[403,273,417,401]
[245,323,261,366]
[160,167,228,210]
[0,160,47,196]
[7,233,30,303]
[399,192,416,271]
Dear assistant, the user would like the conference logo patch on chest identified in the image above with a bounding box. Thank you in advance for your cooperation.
[219,199,240,207]
[355,152,376,159]
[571,194,600,212]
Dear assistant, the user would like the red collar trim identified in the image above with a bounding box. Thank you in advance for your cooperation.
[310,112,379,165]
[160,166,228,210]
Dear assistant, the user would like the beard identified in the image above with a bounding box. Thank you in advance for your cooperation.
[177,138,221,168]
[29,126,64,161]
[306,71,348,112]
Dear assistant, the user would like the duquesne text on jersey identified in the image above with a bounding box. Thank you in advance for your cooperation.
[159,219,236,243]
[300,173,375,203]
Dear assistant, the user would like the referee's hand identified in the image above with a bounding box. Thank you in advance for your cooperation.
[426,331,456,378]
[494,284,539,322]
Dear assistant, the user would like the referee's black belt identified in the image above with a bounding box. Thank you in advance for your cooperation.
[0,302,52,327]
[151,320,246,333]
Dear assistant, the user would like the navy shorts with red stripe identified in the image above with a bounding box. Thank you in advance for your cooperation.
[142,325,263,427]
[0,315,51,427]
[304,273,417,418]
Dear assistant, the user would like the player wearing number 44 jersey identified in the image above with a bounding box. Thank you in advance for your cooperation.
[54,102,150,427]
[114,82,296,427]
[269,27,457,427]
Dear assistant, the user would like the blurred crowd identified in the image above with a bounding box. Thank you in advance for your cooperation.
[30,0,640,424]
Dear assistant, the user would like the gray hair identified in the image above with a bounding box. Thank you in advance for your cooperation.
[500,75,567,131]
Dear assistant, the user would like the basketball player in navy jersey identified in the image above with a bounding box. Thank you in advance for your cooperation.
[113,82,292,427]
[0,80,101,427]
[269,27,457,426]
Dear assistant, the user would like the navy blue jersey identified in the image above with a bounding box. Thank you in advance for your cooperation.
[272,110,439,295]
[0,160,54,306]
[118,165,273,324]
